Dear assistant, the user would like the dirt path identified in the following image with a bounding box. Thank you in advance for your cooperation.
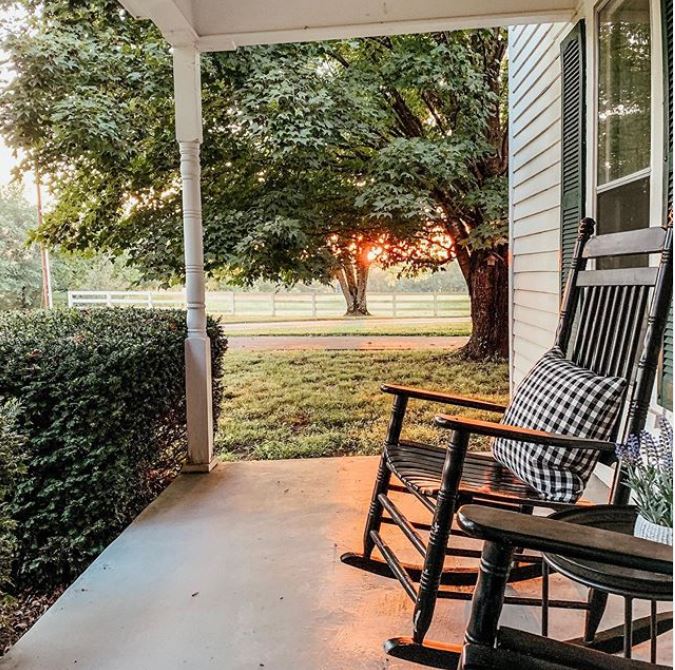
[227,335,468,351]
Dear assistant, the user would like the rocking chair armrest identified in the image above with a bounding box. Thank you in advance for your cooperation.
[434,415,615,452]
[380,383,507,413]
[457,504,673,575]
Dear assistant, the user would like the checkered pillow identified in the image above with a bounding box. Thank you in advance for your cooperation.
[492,347,626,502]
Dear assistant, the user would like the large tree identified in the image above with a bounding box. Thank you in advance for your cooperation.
[0,1,508,357]
[332,35,509,355]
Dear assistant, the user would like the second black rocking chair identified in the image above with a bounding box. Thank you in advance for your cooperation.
[341,218,673,666]
[456,504,672,670]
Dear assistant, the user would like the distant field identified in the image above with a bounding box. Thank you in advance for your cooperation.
[223,320,472,337]
[217,315,350,324]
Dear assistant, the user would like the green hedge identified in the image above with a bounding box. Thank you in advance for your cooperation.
[0,399,24,626]
[0,308,226,589]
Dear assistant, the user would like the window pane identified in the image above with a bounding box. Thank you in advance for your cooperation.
[597,0,651,185]
[596,175,650,268]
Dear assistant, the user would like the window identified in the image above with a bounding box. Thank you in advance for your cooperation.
[596,0,652,268]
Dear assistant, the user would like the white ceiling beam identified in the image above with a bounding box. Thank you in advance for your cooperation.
[197,9,574,52]
[119,0,198,46]
[118,0,575,52]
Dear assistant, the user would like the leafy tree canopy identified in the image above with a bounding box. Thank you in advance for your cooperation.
[0,184,42,297]
[0,0,509,353]
[0,185,146,308]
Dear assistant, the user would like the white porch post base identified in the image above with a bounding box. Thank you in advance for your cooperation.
[174,46,215,473]
[183,336,216,472]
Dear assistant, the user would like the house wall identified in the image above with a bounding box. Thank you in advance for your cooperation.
[508,22,571,386]
[508,3,671,428]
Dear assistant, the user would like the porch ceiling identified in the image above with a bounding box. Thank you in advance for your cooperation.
[118,0,575,51]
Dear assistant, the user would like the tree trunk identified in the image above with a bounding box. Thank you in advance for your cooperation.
[461,245,509,360]
[335,260,371,316]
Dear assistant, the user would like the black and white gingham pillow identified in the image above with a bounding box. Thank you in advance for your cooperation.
[492,347,626,502]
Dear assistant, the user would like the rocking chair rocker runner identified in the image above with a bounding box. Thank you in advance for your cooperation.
[341,218,673,665]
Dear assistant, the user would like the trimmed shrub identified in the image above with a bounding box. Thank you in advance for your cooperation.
[0,399,25,627]
[0,308,226,589]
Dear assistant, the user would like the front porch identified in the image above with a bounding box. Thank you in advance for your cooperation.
[1,457,668,670]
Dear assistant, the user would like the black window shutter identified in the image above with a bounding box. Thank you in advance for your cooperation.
[559,20,586,289]
[658,0,673,408]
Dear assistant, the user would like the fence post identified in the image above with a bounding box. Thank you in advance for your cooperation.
[312,292,317,318]
[106,292,112,307]
[392,292,397,317]
[67,291,73,308]
[147,293,153,308]
[271,292,276,317]
[231,292,236,316]
[433,292,438,317]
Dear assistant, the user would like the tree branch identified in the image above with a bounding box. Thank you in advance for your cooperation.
[420,91,447,134]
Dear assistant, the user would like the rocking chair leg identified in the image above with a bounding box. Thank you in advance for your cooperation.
[365,394,408,556]
[355,394,408,560]
[412,429,470,644]
[584,588,609,643]
[362,453,392,558]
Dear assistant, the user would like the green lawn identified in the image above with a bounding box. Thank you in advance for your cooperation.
[215,314,354,324]
[215,350,508,461]
[224,321,472,337]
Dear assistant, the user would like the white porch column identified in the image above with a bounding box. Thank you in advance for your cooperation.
[173,45,215,472]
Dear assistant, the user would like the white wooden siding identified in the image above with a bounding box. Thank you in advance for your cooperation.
[508,22,569,385]
[507,7,666,488]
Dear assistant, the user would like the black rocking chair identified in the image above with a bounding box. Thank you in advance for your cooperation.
[454,504,672,670]
[341,218,673,664]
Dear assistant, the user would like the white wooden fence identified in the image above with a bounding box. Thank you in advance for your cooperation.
[67,290,470,318]
[67,290,185,308]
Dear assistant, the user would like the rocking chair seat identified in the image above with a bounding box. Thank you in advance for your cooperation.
[386,440,590,510]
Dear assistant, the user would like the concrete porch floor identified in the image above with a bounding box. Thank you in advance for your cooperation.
[1,456,671,670]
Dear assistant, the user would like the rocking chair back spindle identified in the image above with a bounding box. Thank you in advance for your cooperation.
[553,219,673,496]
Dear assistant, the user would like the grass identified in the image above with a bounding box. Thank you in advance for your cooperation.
[214,314,354,324]
[215,350,508,461]
[223,321,472,337]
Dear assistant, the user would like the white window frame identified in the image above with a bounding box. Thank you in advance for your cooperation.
[584,0,669,437]
[586,0,665,232]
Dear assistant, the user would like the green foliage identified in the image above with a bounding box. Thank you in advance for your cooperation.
[0,308,226,588]
[0,399,25,623]
[626,464,673,527]
[0,1,178,274]
[0,186,151,308]
[597,7,652,184]
[619,419,673,527]
[0,1,507,289]
[0,185,42,309]
[51,251,145,293]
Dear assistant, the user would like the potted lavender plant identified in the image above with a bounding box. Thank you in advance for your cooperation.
[617,417,673,546]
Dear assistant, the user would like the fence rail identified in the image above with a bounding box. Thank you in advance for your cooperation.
[67,291,184,308]
[67,290,470,318]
